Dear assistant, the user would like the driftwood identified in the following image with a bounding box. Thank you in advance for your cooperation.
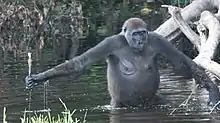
[162,5,220,80]
[163,5,220,79]
[155,0,220,110]
[155,0,220,43]
[193,11,220,80]
[153,0,220,82]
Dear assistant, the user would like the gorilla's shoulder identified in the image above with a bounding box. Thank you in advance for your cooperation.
[148,32,166,41]
[148,32,170,49]
[105,34,127,45]
[100,34,127,50]
[108,34,126,42]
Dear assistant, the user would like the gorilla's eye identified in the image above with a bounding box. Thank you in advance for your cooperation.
[140,30,146,34]
[133,32,139,35]
[138,30,146,35]
[132,30,147,36]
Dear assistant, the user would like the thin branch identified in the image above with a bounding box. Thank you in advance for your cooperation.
[170,84,199,115]
[162,5,201,51]
[209,101,220,114]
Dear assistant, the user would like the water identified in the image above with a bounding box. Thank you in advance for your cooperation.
[0,52,220,123]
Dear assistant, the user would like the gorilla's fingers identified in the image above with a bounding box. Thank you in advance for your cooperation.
[25,75,39,90]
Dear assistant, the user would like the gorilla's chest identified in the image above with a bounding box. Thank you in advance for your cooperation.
[107,46,159,101]
[118,55,151,75]
[112,46,157,76]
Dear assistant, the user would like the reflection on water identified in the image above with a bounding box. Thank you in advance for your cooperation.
[0,52,220,123]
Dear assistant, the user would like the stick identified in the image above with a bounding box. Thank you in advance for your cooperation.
[170,84,199,115]
[22,109,51,113]
[25,52,50,113]
[27,52,32,112]
[3,107,6,123]
[28,52,32,76]
[209,101,220,114]
[44,80,49,109]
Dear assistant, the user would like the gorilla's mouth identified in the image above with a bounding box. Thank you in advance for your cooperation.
[131,45,144,52]
[137,41,144,48]
[133,40,145,51]
[129,38,146,52]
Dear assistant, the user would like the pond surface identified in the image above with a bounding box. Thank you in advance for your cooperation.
[0,51,219,123]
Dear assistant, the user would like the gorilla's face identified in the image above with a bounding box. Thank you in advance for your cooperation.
[122,18,148,52]
[125,28,148,52]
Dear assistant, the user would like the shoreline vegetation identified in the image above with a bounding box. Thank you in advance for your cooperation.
[3,98,87,123]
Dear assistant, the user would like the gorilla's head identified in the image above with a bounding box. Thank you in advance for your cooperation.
[122,18,148,52]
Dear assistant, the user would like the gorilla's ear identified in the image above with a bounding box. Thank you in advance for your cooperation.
[123,27,127,33]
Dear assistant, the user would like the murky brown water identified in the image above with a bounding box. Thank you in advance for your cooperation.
[0,51,220,123]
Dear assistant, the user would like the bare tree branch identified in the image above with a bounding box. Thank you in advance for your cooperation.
[167,6,220,79]
[163,5,201,50]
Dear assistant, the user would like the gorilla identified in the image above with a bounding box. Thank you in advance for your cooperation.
[25,18,220,108]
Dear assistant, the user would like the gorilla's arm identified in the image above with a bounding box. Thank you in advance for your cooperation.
[149,32,220,105]
[29,35,123,82]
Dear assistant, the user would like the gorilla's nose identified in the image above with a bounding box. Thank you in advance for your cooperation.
[138,42,143,45]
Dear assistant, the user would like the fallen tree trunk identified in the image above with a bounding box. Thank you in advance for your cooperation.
[165,5,220,80]
[154,0,220,42]
[193,11,220,80]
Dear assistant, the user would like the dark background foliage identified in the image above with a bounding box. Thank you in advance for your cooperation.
[0,0,192,61]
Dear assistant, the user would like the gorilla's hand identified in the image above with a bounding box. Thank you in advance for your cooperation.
[207,84,220,108]
[25,74,42,90]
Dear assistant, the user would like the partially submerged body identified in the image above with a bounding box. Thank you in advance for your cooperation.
[106,33,160,107]
[25,18,220,108]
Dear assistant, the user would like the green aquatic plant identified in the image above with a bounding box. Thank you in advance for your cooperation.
[3,98,87,123]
